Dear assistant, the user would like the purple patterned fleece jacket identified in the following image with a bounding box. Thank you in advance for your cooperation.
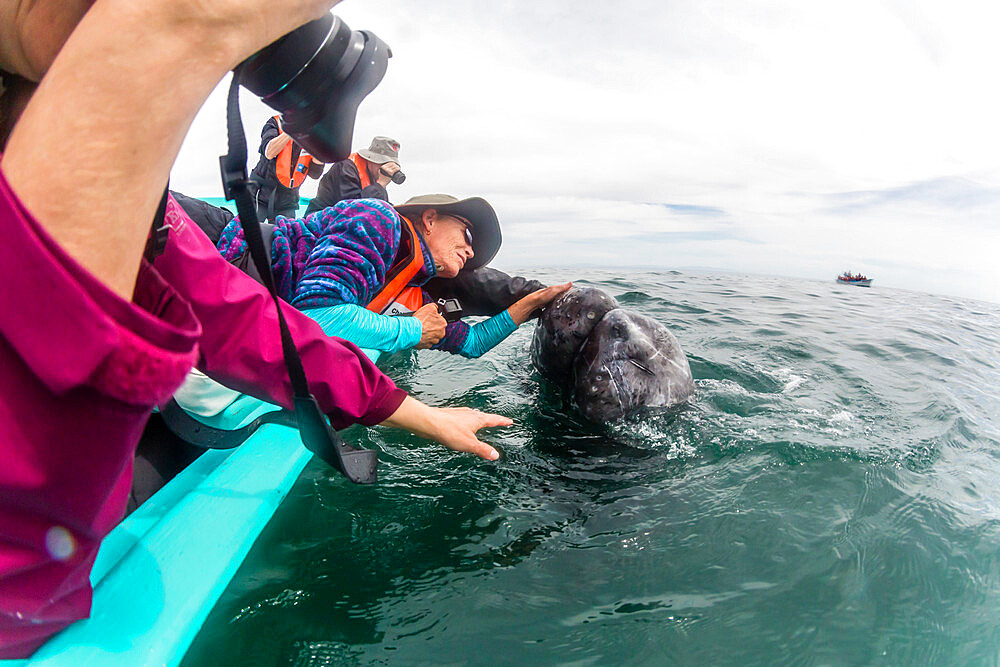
[217,199,471,353]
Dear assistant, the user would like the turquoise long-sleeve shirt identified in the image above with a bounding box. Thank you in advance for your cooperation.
[304,304,517,358]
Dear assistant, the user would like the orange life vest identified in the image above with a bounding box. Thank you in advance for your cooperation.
[273,116,314,189]
[366,215,426,316]
[349,153,374,190]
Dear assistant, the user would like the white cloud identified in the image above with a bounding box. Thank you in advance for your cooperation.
[171,0,1000,303]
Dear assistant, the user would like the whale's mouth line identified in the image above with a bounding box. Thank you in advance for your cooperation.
[628,359,655,375]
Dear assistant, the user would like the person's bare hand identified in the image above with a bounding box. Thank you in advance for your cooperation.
[425,407,511,459]
[380,396,512,460]
[264,132,294,159]
[508,282,572,325]
[413,303,447,348]
[375,161,400,187]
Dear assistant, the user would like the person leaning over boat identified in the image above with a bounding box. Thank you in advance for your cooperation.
[0,0,512,657]
[304,135,402,215]
[249,115,325,220]
[300,138,550,324]
[173,190,553,334]
[217,194,572,358]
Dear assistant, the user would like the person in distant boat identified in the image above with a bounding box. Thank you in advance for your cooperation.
[249,116,326,220]
[217,194,571,359]
[304,135,403,215]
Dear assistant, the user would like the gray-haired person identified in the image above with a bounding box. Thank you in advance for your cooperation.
[304,137,554,322]
[305,135,403,215]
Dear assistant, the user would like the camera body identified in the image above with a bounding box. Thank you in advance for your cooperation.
[436,298,464,323]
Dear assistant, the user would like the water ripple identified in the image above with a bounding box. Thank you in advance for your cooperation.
[184,270,1000,666]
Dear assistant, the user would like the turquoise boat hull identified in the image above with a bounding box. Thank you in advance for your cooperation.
[3,347,381,665]
[2,425,308,666]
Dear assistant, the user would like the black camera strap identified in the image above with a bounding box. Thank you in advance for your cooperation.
[218,70,378,484]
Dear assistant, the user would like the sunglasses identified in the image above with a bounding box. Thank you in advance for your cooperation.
[447,214,474,247]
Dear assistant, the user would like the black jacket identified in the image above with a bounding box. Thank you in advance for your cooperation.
[305,158,388,215]
[249,117,323,212]
[425,267,546,319]
[170,191,233,244]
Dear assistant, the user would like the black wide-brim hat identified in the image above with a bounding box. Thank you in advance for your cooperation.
[394,194,502,271]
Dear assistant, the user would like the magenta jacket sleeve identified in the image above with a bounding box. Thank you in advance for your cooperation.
[150,195,407,428]
[0,171,201,658]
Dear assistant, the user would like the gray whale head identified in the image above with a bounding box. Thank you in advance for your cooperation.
[573,309,695,422]
[531,287,695,422]
[530,287,618,382]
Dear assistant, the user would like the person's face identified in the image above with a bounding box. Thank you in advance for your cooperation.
[420,209,474,279]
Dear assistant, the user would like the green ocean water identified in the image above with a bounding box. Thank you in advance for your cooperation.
[182,270,1000,665]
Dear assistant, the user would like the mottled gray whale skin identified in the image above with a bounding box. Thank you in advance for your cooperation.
[530,287,618,382]
[572,309,695,422]
[531,287,695,422]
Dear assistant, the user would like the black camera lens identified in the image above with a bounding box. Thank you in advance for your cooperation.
[240,14,391,163]
[380,166,406,184]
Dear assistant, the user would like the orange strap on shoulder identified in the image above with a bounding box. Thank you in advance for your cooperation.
[367,215,425,314]
[350,153,373,190]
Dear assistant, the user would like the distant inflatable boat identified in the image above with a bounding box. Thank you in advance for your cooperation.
[837,272,872,287]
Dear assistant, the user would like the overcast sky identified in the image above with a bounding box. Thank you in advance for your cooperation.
[172,0,1000,303]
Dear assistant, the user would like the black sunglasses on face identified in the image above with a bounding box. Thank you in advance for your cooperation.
[447,215,474,246]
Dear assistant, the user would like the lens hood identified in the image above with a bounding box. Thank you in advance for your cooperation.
[286,29,390,162]
[240,15,355,99]
[240,16,391,163]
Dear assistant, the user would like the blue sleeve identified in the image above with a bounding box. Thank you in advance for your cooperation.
[304,303,422,353]
[456,310,517,358]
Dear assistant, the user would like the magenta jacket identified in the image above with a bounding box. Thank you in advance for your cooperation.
[0,171,406,658]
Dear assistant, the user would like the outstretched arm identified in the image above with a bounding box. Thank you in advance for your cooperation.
[380,396,509,461]
[154,198,405,428]
[437,283,573,358]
